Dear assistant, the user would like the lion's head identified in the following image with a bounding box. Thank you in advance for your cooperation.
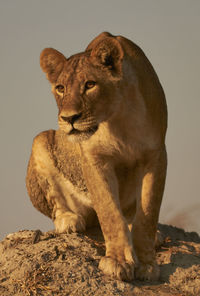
[40,32,128,142]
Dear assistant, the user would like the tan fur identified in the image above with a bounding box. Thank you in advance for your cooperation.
[26,32,167,282]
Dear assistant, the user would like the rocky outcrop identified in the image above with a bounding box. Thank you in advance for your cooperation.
[0,224,199,295]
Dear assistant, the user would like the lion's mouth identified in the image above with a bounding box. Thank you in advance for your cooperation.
[58,118,99,141]
[68,125,99,137]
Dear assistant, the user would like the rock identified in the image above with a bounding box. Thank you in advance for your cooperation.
[0,224,199,296]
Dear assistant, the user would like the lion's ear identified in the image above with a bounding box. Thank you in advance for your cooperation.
[40,48,66,83]
[90,36,124,73]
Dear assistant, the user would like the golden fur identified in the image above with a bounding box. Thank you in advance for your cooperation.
[26,32,167,281]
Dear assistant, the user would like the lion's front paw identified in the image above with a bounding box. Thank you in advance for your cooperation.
[54,212,86,234]
[135,262,160,281]
[99,256,135,282]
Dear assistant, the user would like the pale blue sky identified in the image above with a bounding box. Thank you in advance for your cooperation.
[0,0,200,239]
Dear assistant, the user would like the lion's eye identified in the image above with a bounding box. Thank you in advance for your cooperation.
[85,81,96,90]
[55,84,64,93]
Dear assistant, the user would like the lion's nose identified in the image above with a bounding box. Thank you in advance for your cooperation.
[60,112,82,125]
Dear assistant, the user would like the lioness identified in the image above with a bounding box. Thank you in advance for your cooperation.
[26,32,167,282]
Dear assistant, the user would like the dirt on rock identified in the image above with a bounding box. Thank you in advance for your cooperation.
[0,224,199,296]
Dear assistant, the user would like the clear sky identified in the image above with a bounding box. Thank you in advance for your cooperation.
[0,0,200,240]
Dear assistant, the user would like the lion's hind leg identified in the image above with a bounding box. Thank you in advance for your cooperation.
[133,147,167,281]
[26,130,86,233]
[26,156,53,219]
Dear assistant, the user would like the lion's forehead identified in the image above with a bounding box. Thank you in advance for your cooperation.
[59,54,96,86]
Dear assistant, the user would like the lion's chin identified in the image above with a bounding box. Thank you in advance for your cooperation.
[64,125,99,143]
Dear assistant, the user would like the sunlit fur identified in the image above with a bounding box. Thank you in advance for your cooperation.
[26,32,167,282]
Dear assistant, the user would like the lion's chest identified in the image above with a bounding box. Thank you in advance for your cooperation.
[54,145,87,194]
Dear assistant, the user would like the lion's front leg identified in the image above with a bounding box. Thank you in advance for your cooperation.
[133,147,167,281]
[82,156,137,282]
